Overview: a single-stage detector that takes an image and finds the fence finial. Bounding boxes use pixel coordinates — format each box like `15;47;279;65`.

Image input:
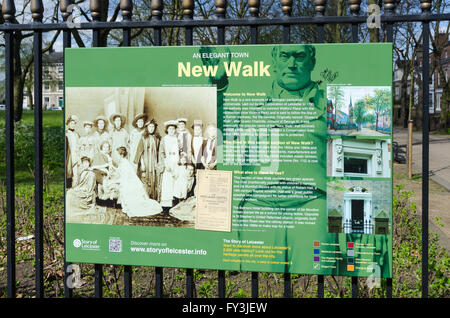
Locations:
248;0;260;18
2;0;16;23
348;0;361;15
31;0;44;22
60;0;73;21
90;0;101;21
420;0;432;12
314;0;327;16
384;0;396;14
182;0;194;19
151;0;164;20
215;0;227;19
281;0;293;17
120;0;133;21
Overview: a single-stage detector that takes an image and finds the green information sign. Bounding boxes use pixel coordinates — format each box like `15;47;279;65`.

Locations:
65;43;393;278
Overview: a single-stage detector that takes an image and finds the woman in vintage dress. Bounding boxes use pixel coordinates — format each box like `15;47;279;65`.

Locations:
109;113;129;166
191;119;205;169
129;113;147;171
134;119;161;200
159;120;180;211
66;115;80;188
202;123;218;170
66;156;97;211
92;115;111;154
176;118;192;163
78;121;96;160
91;140;117;201
112;147;162;217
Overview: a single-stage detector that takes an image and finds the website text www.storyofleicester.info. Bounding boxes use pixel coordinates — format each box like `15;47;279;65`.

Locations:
131;246;207;256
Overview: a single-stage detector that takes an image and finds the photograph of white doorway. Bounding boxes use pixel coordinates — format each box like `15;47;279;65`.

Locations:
326;179;391;235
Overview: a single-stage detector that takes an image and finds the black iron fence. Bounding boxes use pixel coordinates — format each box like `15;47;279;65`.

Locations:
1;0;449;299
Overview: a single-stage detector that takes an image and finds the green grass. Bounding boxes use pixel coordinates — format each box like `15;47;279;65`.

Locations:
0;109;64;127
432;128;450;135
0;110;65;186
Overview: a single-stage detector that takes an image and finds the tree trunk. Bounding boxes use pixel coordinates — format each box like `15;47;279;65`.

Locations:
437;66;449;131
415;73;423;130
408;62;415;121
26;84;33;110
400;66;410;128
440;88;449;131
13;32;24;122
334;105;337;131
335;0;345;43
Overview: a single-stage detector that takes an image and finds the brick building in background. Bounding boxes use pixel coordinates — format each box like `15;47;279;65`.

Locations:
393;33;449;129
23;49;64;110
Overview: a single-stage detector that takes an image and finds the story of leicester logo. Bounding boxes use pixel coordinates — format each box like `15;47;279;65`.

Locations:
73;238;82;248
72;238;101;251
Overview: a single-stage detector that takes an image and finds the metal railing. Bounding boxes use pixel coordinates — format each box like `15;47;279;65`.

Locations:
1;0;448;299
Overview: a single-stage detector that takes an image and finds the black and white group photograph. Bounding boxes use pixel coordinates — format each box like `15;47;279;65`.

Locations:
65;87;217;228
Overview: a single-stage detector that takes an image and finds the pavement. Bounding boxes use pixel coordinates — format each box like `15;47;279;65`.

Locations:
394;127;450;191
393;127;450;251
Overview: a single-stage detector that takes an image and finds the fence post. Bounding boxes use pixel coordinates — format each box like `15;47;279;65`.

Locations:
2;0;16;299
218;270;225;298
60;0;73;298
182;0;194;46
150;0;164;298
281;0;292;44
384;1;396;298
181;0;195;298
214;0;228;298
314;0;327;43
214;0;227;298
31;0;45;298
121;0;133;46
120;0;134;299
384;0;395;42
89;0;104;298
249;0;260;44
314;0;327;298
420;0;431;299
349;0;361;42
281;0;293;298
215;0;227;45
151;0;163;46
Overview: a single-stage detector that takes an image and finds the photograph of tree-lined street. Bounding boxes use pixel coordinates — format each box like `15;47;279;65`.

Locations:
327;85;392;136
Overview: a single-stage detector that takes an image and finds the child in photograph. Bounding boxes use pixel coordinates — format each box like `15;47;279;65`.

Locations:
173;154;193;206
186;164;195;197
